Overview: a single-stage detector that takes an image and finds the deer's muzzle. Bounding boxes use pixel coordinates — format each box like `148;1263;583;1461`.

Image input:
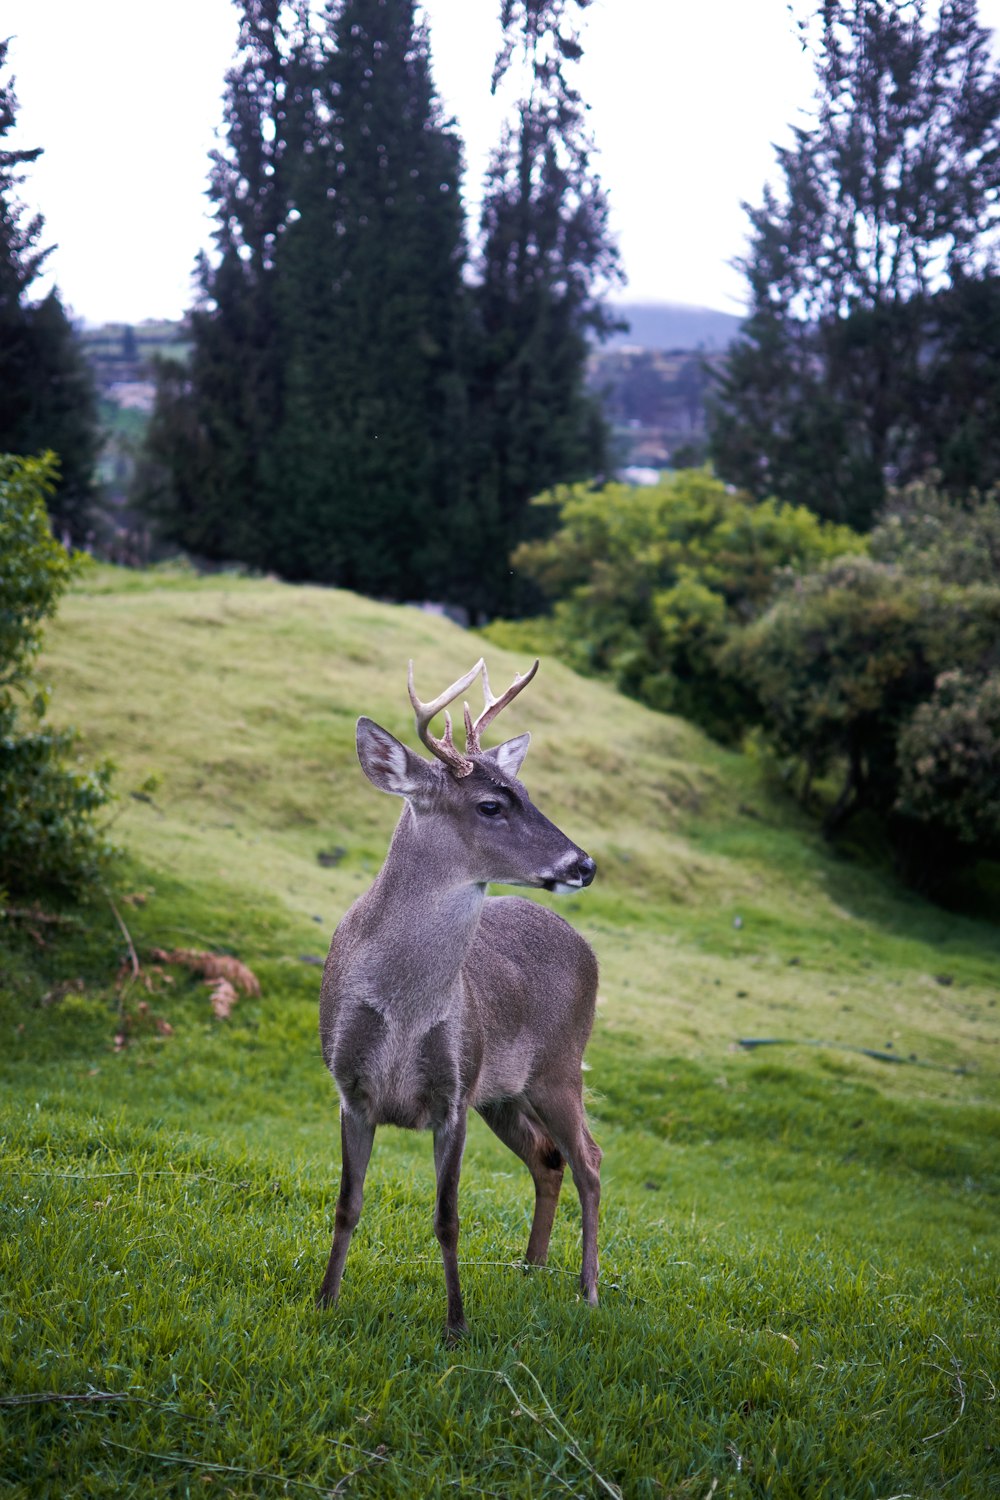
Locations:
543;853;596;894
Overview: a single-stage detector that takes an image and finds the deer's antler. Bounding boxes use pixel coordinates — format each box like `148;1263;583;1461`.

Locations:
464;659;540;756
408;659;485;777
409;658;541;773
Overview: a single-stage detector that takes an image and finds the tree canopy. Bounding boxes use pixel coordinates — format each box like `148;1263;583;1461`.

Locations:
710;0;1000;527
136;0;618;618
723;485;1000;883
469;0;622;614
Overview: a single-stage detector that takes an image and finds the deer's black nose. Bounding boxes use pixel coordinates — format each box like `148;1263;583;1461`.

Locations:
578;855;597;887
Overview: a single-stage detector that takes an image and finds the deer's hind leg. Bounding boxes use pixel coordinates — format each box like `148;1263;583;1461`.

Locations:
524;1084;601;1307
476;1100;566;1267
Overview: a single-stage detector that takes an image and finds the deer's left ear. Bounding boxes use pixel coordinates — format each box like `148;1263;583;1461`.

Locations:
487;732;530;780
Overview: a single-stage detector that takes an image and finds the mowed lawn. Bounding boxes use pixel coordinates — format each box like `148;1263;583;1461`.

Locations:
1;566;997;1498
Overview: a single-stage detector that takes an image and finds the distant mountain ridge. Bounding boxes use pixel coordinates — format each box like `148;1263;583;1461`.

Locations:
603;300;744;351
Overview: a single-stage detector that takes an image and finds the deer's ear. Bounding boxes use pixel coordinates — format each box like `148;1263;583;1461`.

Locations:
356;718;433;798
487;731;530;781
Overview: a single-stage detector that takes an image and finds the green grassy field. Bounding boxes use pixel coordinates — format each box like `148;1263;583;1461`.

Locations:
2;566;997;1498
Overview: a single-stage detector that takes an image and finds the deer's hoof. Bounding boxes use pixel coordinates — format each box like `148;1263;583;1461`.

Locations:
445;1319;470;1346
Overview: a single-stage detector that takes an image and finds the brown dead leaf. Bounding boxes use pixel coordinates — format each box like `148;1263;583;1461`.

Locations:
152;948;261;997
207;977;239;1019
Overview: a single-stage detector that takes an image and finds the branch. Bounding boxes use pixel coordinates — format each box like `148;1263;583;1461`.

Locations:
106;892;140;981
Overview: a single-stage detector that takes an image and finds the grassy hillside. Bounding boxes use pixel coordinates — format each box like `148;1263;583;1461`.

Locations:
1;565;996;1498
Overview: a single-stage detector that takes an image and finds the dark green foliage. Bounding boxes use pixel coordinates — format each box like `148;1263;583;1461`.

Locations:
0;454;113;897
724;556;940;821
134;1;292;570
710;0;1000;526
469;0;622;615
130;356;223;558
0;41;47;314
0;453;73;680
0;43;99;544
135;1;620;617
494;469;860;740
3;289;102;542
137;0;475;606
272;0;472;600
870;476;1000;584
896;669;1000;853
725;484;1000;884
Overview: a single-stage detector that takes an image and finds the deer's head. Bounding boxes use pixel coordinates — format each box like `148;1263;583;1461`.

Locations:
356;659;596;894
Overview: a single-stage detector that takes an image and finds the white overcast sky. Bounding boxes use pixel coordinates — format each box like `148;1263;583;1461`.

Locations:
4;0;1000;325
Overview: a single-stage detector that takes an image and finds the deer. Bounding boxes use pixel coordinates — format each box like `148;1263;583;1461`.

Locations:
317;657;602;1337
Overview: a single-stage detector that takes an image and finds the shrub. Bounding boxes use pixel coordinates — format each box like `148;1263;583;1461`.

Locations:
722;556;935;823
870;480;1000;586
0;453;114;898
896;671;1000;855
499;469;862;741
725;543;1000;885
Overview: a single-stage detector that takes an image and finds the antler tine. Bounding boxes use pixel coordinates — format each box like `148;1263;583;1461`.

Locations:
407;659;485;776
464;659;540;756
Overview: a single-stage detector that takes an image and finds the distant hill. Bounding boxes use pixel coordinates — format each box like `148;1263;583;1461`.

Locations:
603;301;744;351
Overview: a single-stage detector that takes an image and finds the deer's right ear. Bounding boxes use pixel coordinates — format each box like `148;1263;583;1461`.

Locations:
356;718;433;798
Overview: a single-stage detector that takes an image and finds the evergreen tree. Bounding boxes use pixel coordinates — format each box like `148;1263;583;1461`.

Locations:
139;0;473;604
272;0;471;601
136;0;299;563
0;41;98;543
470;0;622;615
710;0;1000;528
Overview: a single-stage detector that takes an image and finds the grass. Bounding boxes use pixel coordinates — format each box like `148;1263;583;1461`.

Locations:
1;564;997;1497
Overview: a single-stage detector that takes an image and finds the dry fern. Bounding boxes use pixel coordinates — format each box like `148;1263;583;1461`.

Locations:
206;978;240;1019
151;948;261;997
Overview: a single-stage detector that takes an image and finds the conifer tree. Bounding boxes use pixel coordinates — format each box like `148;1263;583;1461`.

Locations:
136;0;302;562
0;41;98;543
710;0;1000;527
272;0;471;600
470;0;622;615
140;0;473;602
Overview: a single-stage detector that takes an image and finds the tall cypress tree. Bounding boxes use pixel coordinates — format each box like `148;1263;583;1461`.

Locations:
470;0;622;616
0;41;98;544
271;0;471;600
140;0;473;601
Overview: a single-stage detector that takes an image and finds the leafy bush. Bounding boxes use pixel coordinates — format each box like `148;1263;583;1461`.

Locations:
725;526;1000;884
896;670;1000;854
723;557;938;822
497;469;862;741
870;479;1000;586
0;453;114;897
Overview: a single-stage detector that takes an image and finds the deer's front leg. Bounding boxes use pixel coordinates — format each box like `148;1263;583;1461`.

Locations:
317;1105;375;1308
433;1111;469;1339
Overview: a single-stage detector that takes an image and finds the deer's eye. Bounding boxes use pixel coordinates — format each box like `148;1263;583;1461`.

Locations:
476;799;504;818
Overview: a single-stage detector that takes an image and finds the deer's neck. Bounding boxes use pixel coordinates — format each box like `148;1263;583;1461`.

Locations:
360;805;485;1006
